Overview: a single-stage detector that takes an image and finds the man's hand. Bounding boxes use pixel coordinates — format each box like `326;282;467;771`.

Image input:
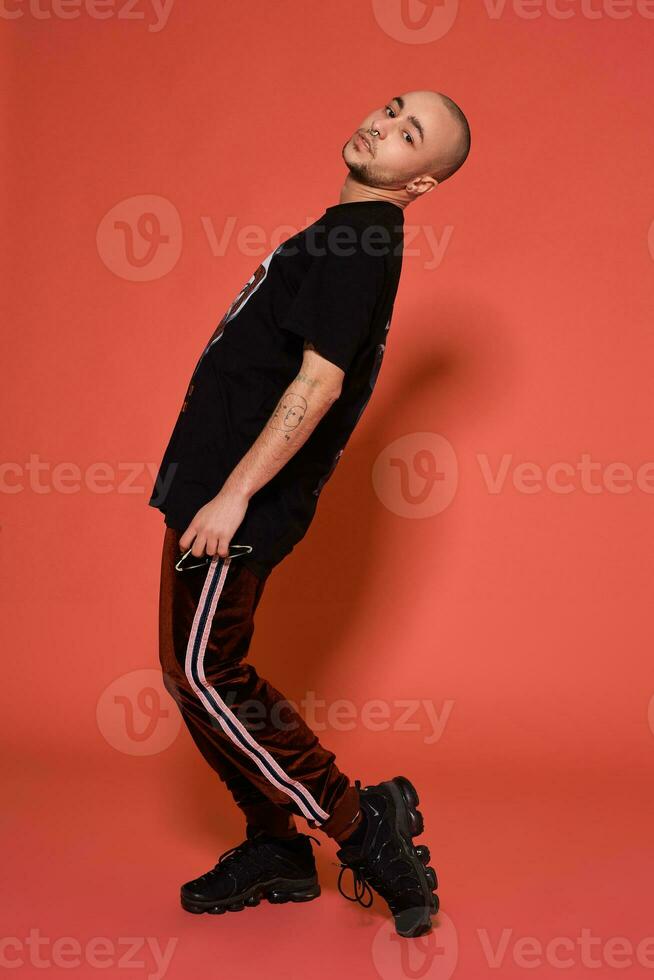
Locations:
179;486;249;558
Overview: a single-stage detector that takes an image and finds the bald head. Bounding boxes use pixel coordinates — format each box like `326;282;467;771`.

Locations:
423;90;471;182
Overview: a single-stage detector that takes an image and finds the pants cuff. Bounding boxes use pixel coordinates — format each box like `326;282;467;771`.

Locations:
309;783;362;842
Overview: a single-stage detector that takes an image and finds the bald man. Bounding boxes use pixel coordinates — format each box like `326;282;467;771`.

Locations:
150;90;470;939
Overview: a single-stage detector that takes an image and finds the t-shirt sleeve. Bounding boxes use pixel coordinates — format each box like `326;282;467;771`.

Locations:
278;243;384;373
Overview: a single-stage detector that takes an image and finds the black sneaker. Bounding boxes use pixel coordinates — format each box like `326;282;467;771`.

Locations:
181;828;321;914
336;776;439;938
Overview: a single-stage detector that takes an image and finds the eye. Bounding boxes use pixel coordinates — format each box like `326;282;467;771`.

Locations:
385;104;414;144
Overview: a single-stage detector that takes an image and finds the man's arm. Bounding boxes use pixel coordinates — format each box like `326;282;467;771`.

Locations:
224;341;343;497
179;341;344;557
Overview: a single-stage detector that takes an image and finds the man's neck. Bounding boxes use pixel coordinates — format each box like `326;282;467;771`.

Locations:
337;175;411;210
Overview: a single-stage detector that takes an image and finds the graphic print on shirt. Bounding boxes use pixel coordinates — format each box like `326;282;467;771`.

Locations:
312;312;393;498
180;245;283;413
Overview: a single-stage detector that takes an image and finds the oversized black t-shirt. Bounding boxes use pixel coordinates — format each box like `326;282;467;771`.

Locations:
148;199;404;579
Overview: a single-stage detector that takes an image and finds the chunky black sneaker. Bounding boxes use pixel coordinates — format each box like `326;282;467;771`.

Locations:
336;776;439;938
181;828;321;914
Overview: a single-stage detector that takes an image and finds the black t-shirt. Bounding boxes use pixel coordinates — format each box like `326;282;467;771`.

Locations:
148;199;405;579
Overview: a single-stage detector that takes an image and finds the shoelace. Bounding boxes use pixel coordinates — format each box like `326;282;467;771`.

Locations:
337;861;408;914
337;863;374;908
198;839;262;882
335;780;412;915
336;779;375;908
199;832;322;882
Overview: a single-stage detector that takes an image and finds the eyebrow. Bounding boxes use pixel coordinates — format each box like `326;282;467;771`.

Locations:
391;95;424;144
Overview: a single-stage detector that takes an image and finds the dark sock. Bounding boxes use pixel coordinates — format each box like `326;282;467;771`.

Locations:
339;807;368;848
274;832;306;850
247;824;299;843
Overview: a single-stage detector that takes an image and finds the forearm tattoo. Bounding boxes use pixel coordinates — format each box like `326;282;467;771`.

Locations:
296;370;320;388
269;391;307;441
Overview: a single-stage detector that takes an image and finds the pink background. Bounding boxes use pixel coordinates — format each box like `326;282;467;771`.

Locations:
3;1;654;977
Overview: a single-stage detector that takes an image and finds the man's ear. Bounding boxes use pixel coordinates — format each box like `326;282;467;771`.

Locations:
406;175;439;198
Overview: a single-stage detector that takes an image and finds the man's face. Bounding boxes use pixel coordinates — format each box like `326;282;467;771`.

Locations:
342;90;457;191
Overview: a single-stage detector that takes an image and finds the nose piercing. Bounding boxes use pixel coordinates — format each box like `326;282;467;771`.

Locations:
370;129;379;137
